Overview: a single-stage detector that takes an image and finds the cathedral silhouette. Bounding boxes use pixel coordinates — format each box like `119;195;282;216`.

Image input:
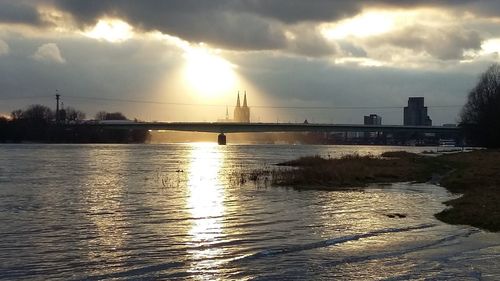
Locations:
233;91;250;123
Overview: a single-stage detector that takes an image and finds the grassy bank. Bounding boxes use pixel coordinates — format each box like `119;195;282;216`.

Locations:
434;150;500;231
272;151;452;189
250;150;500;232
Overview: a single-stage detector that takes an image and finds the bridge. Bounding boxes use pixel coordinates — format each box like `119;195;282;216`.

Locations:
76;122;462;145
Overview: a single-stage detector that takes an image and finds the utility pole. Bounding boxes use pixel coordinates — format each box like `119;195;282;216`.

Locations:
55;90;60;124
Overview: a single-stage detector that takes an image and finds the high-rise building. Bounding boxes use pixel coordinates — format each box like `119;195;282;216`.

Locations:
364;114;382;139
233;91;250;123
404;97;432;126
364;114;382;125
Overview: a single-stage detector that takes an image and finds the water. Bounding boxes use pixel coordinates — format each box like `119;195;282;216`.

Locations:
1;144;499;280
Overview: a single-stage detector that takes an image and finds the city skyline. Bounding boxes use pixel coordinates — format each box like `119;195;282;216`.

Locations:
1;1;500;124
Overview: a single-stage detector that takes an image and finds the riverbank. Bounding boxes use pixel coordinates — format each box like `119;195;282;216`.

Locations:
434;150;500;231
265;150;500;232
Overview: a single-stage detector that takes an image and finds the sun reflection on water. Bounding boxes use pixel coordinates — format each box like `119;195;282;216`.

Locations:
186;143;226;277
80;148;129;268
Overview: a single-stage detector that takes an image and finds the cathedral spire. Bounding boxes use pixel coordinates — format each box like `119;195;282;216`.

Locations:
236;91;241;107
243;91;247;107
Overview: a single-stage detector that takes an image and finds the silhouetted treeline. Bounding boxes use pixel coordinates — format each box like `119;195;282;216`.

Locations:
95;111;127;121
460;63;500;148
0;104;150;143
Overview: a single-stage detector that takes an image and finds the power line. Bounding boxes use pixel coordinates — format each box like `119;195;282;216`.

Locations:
252;105;461;109
0;95;52;101
63;94;462;110
64;95;223;107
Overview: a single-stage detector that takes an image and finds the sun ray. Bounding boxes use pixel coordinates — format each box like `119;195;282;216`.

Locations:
182;47;237;99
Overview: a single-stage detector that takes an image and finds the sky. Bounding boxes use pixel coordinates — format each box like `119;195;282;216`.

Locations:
0;0;499;125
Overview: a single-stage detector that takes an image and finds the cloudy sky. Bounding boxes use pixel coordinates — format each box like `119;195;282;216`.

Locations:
0;0;499;124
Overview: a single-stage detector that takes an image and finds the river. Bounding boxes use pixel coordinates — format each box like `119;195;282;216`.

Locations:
1;144;499;280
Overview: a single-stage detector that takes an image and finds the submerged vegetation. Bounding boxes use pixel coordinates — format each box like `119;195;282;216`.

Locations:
241;150;500;232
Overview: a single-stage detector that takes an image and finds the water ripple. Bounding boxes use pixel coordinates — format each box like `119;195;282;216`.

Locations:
1;144;499;280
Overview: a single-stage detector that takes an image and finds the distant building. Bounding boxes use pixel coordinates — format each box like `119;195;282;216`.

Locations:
364;114;382;125
364;114;382;139
217;106;231;122
403;97;432;126
234;91;250;123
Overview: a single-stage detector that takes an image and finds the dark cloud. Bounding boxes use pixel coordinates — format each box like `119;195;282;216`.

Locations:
53;0;361;26
236;0;362;24
49;0;498;52
0;1;43;25
285;25;338;57
52;0;287;50
0;1;495;51
465;1;500;19
52;0;480;26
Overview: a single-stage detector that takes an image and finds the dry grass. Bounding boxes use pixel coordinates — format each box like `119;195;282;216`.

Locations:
272;152;437;189
435;150;500;231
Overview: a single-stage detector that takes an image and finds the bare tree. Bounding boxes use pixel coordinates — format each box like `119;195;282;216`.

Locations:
11;109;23;120
95;111;108;120
65;107;86;122
22;104;54;123
460;63;500;147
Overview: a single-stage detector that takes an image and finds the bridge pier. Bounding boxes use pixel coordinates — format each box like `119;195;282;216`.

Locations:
217;133;227;145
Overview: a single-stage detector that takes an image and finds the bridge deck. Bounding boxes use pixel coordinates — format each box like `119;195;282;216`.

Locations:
76;122;461;134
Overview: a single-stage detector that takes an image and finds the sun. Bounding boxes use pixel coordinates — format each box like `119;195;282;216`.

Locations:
183;47;237;98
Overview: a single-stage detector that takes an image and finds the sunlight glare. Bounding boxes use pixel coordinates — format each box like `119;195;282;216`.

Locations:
183;47;237;98
81;150;128;262
481;39;500;55
85;19;133;43
187;143;225;271
322;12;394;39
187;143;224;241
334;57;385;67
322;9;453;41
